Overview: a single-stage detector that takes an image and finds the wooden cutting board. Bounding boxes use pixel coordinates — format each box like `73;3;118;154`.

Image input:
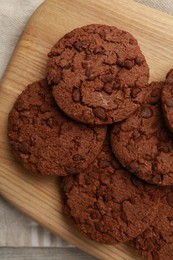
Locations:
1;0;173;259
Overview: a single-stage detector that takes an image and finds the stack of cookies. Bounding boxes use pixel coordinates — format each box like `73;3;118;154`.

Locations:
8;24;173;260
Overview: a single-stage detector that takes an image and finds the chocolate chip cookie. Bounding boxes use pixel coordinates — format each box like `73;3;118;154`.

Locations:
111;81;173;186
8;79;106;176
162;69;173;133
62;143;160;244
130;187;173;260
48;24;149;125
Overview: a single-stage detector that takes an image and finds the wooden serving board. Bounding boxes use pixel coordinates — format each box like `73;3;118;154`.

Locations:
1;0;173;259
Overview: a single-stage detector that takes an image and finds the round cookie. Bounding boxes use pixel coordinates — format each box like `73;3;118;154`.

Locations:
48;24;149;125
111;81;173;186
61;143;160;244
8;79;107;176
162;69;173;132
130;187;173;260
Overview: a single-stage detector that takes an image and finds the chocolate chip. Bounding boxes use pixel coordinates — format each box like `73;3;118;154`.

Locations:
110;159;121;170
152;163;157;171
152;175;162;184
85;67;94;80
151;88;162;98
132;130;141;140
135;57;143;66
124;59;134;69
72;88;81;102
63;176;74;192
82;61;88;69
18;143;29;154
90;210;101;220
85;48;92;56
15;100;24;112
112;125;120;135
29;136;35;146
157;143;170;153
113;78;121;89
20;153;29;159
168;216;173;221
129;38;136;45
99;30;106;40
121;211;128;222
85;67;92;77
131;175;143;187
128;197;135;204
71;65;75;72
129;162;140;173
131;87;141;98
166;194;173;209
74;40;90;52
103;194;112;202
49;69;61;84
141;106;153;118
93;107;107;121
79;124;87;130
48;47;60;57
165;98;173;107
46;118;53;128
102;74;114;83
98;158;109;168
64;31;74;39
93;46;104;54
95;222;106;232
73;154;84;162
103;84;113;94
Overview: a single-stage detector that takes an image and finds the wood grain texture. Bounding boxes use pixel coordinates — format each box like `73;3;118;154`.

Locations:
0;0;173;259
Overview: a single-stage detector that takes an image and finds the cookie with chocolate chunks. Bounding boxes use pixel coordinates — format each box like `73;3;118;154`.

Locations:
111;81;173;186
61;143;160;244
8;79;106;176
48;24;149;125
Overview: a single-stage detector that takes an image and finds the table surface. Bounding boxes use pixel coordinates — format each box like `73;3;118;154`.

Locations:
0;0;173;259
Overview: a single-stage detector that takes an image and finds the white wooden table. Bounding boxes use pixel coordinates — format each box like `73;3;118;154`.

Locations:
0;1;173;259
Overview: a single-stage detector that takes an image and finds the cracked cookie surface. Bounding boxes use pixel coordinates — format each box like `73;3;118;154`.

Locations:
111;81;173;186
8;79;107;176
130;187;173;260
162;69;173;133
61;143;160;244
47;24;149;125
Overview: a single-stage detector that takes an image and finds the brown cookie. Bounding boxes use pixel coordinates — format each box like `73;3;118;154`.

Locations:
8;79;107;176
144;81;163;104
61;143;160;244
130;187;173;260
48;24;149;125
111;81;173;186
162;69;173;133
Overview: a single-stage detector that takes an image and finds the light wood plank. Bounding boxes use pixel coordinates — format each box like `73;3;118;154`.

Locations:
1;0;173;259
